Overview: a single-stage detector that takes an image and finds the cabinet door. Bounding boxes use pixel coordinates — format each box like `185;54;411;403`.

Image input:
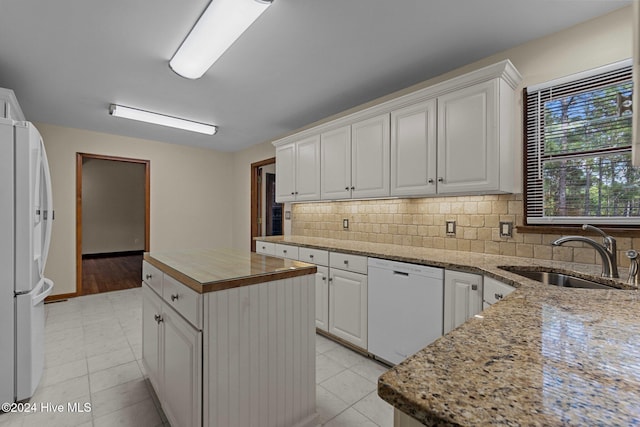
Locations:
142;284;162;395
295;135;321;201
321;126;352;200
391;100;437;196
443;270;482;334
437;80;498;194
315;266;329;331
351;114;390;198
162;306;202;427
275;143;296;202
329;269;368;349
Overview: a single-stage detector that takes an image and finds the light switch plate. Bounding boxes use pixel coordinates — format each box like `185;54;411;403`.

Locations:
343;219;349;229
446;220;456;236
499;221;513;238
285;211;291;220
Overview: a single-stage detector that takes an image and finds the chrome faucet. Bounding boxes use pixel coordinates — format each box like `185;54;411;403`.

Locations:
551;224;619;278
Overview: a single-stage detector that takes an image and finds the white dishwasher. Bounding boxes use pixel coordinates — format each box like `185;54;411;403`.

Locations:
368;258;443;365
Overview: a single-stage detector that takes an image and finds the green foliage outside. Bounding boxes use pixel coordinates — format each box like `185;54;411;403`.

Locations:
542;81;638;217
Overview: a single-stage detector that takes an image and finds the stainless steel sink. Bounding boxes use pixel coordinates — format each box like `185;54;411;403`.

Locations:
499;267;617;289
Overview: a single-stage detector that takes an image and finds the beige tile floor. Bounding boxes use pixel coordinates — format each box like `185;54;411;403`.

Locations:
0;288;394;427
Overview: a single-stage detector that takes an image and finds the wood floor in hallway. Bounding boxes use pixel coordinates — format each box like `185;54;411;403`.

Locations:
82;252;143;295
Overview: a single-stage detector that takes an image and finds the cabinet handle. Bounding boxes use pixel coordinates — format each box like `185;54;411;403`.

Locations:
427;179;434;184
262;246;266;249
350;186;355;190
322;276;327;281
283;249;287;254
309;254;314;258
471;284;478;291
345;187;349;191
328;277;333;283
145;274;152;280
495;293;504;300
154;314;163;324
343;260;349;265
438;177;444;182
295;191;299;195
170;294;179;302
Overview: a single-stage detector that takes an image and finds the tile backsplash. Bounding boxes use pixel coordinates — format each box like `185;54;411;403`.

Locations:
291;194;638;268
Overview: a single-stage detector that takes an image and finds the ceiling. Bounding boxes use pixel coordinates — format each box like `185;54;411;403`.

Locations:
0;0;631;152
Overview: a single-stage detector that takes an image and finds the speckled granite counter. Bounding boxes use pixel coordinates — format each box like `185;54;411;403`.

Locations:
144;248;316;293
256;236;640;426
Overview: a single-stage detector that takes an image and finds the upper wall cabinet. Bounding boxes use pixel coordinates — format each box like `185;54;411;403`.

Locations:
321;126;351;200
321;115;390;200
273;60;522;202
390;99;437;197
275;135;321;202
436;79;515;195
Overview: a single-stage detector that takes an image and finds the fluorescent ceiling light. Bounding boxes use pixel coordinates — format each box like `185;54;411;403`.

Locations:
109;104;217;135
170;0;273;79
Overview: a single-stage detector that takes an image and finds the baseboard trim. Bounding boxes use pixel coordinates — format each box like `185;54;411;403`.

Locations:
82;250;144;259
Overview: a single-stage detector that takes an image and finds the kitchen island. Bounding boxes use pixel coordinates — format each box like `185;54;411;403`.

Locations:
142;248;318;427
255;235;640;426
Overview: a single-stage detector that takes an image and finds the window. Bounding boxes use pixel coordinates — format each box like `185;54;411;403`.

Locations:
524;60;638;225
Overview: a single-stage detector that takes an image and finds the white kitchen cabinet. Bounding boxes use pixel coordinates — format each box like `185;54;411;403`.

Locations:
315;265;329;331
161;300;202;427
274;243;299;260
443;270;482;334
390;99;437;196
351;114;390;199
437;79;515;194
275;135;321;202
142;282;202;427
275;143;295;202
321;126;352;200
255;241;276;256
142;282;162;393
483;276;515;309
320;114;390;200
329;268;368;349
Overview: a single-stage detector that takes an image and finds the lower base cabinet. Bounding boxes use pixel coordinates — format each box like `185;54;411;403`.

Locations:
315;266;329;331
443;270;482;334
328;268;368;349
142;283;202;427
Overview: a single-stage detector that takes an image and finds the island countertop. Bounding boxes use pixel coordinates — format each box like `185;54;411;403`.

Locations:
256;235;640;426
144;248;316;294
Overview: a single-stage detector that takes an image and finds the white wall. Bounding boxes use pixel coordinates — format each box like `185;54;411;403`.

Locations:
40;123;234;296
82;158;146;255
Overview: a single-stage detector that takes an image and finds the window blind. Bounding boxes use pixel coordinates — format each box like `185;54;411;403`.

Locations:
524;62;637;225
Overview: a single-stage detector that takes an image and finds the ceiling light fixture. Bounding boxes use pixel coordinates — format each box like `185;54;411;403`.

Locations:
109;104;217;135
169;0;274;79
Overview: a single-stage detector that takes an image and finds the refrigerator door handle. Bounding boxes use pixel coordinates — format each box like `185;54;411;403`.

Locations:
31;278;53;306
39;137;53;274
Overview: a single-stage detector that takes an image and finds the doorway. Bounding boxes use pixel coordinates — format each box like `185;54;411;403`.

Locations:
250;157;282;251
76;153;150;295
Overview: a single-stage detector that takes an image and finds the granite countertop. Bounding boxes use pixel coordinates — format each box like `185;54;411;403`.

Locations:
256;235;640;426
144;248;316;294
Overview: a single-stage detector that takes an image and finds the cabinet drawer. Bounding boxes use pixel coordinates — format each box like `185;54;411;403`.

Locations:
163;275;203;330
256;241;276;255
142;261;163;295
483;276;515;306
298;247;329;266
275;244;299;260
329;252;367;274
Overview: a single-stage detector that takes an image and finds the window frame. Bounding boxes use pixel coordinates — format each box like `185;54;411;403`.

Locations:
522;59;638;229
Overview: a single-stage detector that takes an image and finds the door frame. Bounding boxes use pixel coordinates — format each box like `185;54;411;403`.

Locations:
75;153;150;296
250;157;275;252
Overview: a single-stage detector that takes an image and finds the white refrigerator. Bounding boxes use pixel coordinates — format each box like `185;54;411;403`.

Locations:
0;117;54;404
